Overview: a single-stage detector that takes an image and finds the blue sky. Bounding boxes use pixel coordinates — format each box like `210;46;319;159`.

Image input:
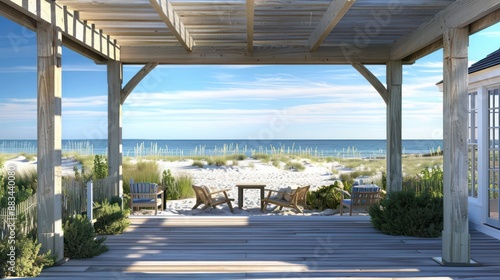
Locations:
0;16;499;140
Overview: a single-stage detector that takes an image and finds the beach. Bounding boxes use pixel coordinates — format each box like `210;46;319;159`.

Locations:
2;151;444;217
3;155;374;216
156;158;346;216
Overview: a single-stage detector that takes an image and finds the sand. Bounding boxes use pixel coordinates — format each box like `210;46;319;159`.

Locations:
2;155;369;216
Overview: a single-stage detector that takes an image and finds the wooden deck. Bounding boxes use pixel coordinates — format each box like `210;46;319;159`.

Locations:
39;215;500;279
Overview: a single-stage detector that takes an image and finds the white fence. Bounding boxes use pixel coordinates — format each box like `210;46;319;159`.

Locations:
1;177;116;240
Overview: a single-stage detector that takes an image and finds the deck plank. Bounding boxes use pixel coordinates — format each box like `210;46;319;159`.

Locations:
38;215;500;279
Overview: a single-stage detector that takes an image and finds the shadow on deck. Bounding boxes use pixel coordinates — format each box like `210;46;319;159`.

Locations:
38;215;500;279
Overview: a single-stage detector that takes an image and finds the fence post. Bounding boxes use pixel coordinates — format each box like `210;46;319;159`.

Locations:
87;181;93;222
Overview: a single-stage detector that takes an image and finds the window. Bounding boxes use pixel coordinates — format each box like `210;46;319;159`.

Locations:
468;92;478;198
488;87;500;221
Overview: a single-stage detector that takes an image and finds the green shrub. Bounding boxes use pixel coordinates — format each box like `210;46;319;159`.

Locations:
403;166;443;196
285;162;305;171
0;161;3;199
94;200;130;235
1;168;37;204
0;187;32;208
307;181;344;211
92;155;108;179
63;214;108;258
213;157;227;166
339;173;354;187
192;161;204;168
0;234;55;277
369;190;443;238
162;169;177;200
205;158;215;165
233;154;246;161
161;171;194;200
252;153;270;162
109;195;122;207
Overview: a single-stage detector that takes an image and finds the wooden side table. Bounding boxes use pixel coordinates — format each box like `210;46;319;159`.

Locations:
235;183;266;209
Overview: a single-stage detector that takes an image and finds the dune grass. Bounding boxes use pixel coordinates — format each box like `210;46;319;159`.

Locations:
122;160;161;194
174;173;194;199
401;155;443;177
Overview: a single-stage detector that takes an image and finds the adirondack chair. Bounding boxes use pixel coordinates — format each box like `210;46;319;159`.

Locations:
340;184;381;216
192;185;235;213
261;185;310;213
129;179;164;215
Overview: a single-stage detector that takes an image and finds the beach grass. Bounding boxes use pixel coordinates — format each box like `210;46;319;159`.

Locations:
402;154;443;176
174;173;195;199
122;160;161;194
2;151;443;189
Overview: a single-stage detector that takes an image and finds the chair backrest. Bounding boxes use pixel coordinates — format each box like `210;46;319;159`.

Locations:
291;185;310;204
351;185;380;205
130;179;158;194
192;185;211;204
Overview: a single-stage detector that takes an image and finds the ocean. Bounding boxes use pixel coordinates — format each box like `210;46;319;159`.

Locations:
0;139;443;159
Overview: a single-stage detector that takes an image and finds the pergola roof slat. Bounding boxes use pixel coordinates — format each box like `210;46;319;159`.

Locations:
3;0;499;64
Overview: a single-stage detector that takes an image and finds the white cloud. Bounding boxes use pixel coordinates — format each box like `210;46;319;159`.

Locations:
0;64;105;73
0;66;36;73
479;31;500;38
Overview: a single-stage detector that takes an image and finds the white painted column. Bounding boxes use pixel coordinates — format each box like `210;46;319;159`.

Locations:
442;27;471;264
386;60;403;193
107;61;123;200
477;86;488;224
37;22;64;261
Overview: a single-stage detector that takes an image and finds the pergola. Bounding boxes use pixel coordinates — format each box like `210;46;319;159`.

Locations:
1;0;499;266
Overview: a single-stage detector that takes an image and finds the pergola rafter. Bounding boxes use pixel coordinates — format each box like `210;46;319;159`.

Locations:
246;0;254;52
149;0;194;52
307;0;356;51
390;0;500;62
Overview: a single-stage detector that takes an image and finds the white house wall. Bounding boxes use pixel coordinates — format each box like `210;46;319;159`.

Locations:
468;65;500;239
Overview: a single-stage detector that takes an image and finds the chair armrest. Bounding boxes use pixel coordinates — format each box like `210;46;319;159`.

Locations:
264;189;287;193
156;189;164;195
340;189;351;199
210;189;231;195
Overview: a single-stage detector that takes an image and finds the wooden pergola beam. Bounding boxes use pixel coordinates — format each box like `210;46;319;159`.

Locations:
0;0;120;62
351;62;389;104
308;0;356;51
121;45;391;64
391;0;500;62
149;0;193;52
121;63;159;105
246;0;254;53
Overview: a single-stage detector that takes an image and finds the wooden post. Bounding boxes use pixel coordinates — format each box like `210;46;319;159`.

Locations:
37;22;64;261
107;61;123;202
87;181;93;222
440;27;472;265
386;61;403;193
